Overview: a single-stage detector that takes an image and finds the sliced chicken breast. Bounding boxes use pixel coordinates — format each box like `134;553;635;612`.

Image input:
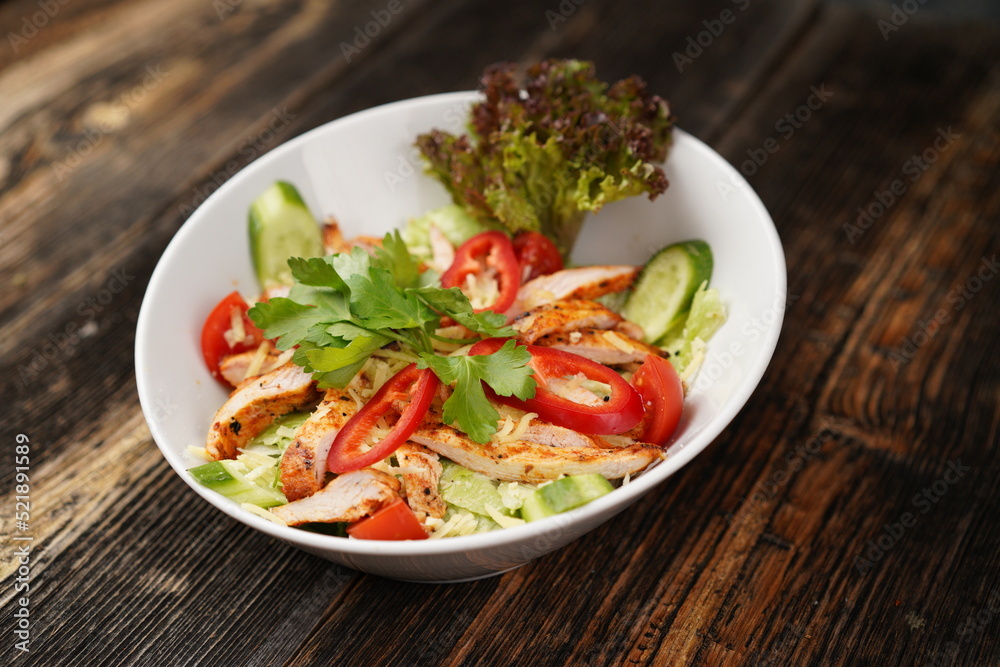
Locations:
512;299;627;344
512;299;645;345
218;347;287;387
410;410;664;483
396;443;446;522
507;265;639;316
271;468;400;526
280;386;367;502
206;363;319;460
532;328;665;366
520;421;604;449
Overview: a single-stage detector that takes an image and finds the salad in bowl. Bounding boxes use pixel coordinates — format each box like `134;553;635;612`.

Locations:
135;59;784;580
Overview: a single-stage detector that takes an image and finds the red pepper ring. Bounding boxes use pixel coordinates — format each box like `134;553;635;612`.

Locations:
469;338;644;435
440;231;521;314
327;364;440;473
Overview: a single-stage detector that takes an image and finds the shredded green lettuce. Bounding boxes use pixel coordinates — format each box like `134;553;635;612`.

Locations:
437;460;537;532
663;283;727;373
401;204;493;261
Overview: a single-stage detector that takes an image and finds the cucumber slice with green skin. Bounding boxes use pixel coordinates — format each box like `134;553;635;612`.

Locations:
248;182;324;290
622;239;713;344
520;474;615;522
190;460;287;508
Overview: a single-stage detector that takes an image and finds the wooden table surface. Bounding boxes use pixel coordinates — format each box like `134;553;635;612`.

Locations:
2;0;998;665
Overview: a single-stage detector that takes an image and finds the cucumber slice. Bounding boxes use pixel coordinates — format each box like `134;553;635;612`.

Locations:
520;474;614;522
190;460;287;508
248;182;324;290
622;240;713;344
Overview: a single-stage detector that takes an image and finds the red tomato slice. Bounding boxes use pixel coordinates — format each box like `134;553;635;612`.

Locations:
469;338;643;435
327;364;439;473
346;499;428;541
630;354;684;445
440;231;520;314
201;291;265;386
513;231;563;282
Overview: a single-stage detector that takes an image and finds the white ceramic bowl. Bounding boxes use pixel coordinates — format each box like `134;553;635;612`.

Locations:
135;91;785;582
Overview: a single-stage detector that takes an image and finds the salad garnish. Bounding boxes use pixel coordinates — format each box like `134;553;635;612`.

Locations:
417;59;675;257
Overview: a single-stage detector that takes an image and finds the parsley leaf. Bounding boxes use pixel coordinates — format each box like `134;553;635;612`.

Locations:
417;339;535;443
293;342;371;389
351;267;435;330
288;256;350;294
375;231;421;288
305;334;391;373
412;286;517;338
248;298;330;350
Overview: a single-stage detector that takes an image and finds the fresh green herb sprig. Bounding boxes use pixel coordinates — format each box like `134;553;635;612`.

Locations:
248;231;536;443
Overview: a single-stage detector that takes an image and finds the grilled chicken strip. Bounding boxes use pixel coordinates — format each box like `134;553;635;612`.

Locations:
532;328;665;366
395;443;447;522
322;217;383;256
280;385;367;502
410;410;664;483
218;348;286;387
271;469;400;526
206;363;320;460
507;265;639;316
511;299;644;344
520;421;605;449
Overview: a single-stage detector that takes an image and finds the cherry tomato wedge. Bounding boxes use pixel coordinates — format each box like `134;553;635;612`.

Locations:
346;499;428;541
513;231;563;282
469;338;643;435
440;231;520;314
630;354;684;445
201;291;265;386
327;364;439;473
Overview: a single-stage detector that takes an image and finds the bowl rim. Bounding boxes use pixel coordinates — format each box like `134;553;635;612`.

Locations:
135;90;786;558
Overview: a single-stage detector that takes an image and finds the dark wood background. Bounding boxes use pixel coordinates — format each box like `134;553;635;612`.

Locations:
1;0;998;665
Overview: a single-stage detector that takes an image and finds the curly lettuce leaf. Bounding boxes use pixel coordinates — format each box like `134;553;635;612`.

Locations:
417;59;674;256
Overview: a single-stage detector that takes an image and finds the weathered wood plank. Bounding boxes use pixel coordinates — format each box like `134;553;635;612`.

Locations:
1;0;998;665
0;0;436;467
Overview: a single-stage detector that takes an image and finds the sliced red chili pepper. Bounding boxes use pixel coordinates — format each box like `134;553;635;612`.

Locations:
630;354;684;445
469;338;643;435
201;291;265;387
440;231;520;314
327;364;439;473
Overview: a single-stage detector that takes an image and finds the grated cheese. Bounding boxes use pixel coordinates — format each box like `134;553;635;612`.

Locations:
243;503;286;525
223;305;246;348
242;340;273;381
272;349;295;367
429;511;478;539
491;407;537;444
186;446;213;462
347;387;365;410
485;504;525;529
492;416;516;442
602;330;637;353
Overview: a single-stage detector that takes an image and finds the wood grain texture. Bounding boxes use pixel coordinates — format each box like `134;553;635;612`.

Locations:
0;0;997;665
